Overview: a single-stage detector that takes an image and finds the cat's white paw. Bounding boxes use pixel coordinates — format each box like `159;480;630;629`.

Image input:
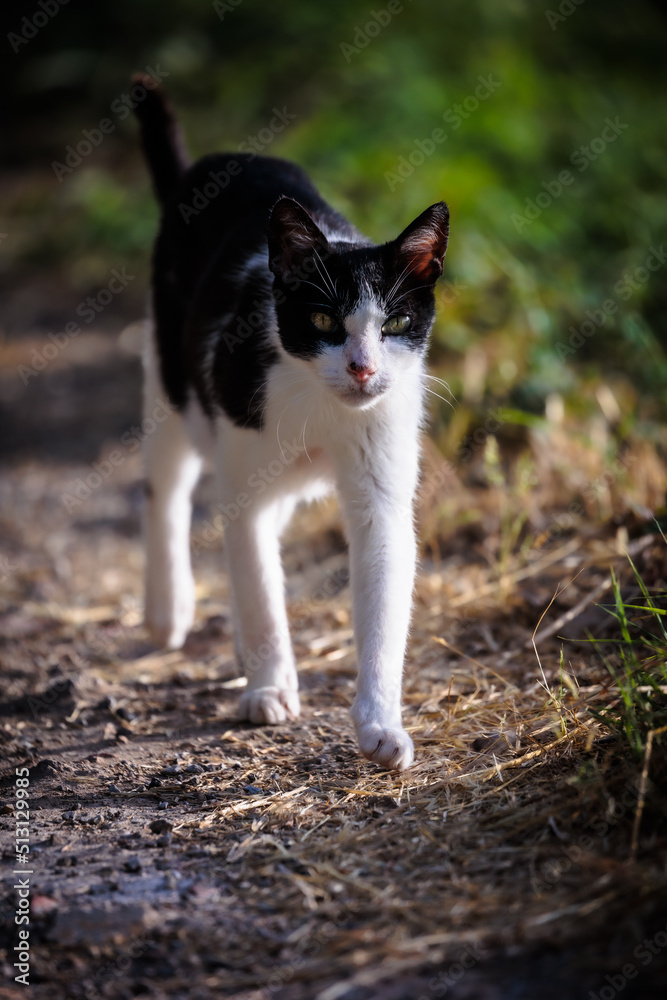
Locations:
238;687;300;724
356;722;414;771
145;614;192;650
145;578;195;650
145;594;194;650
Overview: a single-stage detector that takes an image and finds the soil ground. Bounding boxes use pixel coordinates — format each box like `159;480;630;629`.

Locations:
1;317;667;999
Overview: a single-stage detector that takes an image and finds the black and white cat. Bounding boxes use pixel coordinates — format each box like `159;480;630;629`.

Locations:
133;76;449;770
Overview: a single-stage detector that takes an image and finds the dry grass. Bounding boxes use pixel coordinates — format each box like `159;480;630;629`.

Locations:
1;351;667;996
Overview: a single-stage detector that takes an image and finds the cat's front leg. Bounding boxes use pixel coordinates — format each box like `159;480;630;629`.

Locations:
338;475;418;771
225;501;300;724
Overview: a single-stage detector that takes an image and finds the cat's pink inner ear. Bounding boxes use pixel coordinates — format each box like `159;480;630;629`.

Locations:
402;228;446;280
395;203;449;283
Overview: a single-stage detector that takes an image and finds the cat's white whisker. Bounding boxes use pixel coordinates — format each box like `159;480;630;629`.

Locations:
258;382;308;428
275;388;310;461
313;250;337;302
384;262;413;310
385;286;418;312
300;411;312;462
423;386;454;410
298;278;333;303
422;373;458;405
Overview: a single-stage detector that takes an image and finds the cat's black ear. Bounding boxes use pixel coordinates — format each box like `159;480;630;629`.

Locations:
393;202;449;283
268;197;329;277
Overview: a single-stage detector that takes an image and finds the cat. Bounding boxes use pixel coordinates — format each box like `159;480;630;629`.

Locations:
132;74;449;771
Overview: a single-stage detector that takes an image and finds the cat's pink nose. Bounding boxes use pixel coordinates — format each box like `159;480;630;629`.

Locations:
347;362;376;384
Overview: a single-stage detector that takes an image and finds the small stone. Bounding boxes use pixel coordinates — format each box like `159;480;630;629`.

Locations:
50;901;157;946
30;759;62;780
123;856;142;874
118;833;140;848
185;883;220;904
157;833;173;848
56;856;77;867
32;894;58;917
108;784;121;794
243;785;263;795
147;776;162;788
471;731;517;753
149;819;173;835
158;801;169;810
186;763;203;773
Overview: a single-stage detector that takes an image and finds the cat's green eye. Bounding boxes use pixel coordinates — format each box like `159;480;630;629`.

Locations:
382;314;411;335
311;312;337;332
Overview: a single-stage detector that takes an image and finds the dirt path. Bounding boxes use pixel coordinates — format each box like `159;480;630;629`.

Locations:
1;327;667;999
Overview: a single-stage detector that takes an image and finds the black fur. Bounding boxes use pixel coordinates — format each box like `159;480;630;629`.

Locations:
136;86;449;430
132;73;189;207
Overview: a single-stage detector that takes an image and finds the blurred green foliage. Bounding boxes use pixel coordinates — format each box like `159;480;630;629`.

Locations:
4;0;667;437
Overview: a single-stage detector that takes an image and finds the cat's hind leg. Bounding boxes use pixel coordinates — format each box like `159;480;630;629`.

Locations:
143;352;203;649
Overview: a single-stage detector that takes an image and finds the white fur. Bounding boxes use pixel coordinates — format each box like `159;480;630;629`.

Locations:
142;293;424;770
143;330;204;650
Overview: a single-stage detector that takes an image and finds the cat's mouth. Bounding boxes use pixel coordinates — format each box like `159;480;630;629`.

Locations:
336;377;388;407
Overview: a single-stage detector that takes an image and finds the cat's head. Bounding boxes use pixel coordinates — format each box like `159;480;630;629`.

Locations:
267;198;449;408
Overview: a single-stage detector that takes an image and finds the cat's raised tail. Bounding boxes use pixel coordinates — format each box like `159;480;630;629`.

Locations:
131;74;190;207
